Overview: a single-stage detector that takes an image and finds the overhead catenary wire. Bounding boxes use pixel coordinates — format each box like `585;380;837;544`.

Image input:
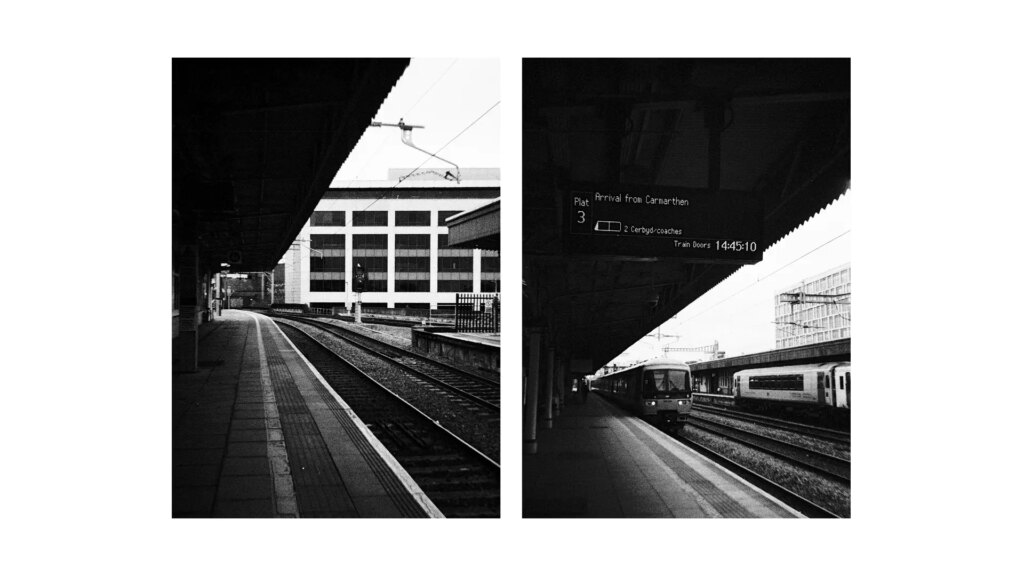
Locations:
614;229;850;364
342;99;501;225
403;59;458;118
677;229;851;324
333;60;461;190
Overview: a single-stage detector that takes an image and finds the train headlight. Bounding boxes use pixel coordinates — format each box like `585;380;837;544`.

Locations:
677;400;685;405
646;401;656;406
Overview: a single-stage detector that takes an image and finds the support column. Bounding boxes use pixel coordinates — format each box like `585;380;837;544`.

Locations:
429;231;439;295
216;272;223;316
541;346;555;428
204;271;214;322
524;328;542;454
472;249;482;293
554;357;566;415
386;229;396;307
174;243;200;372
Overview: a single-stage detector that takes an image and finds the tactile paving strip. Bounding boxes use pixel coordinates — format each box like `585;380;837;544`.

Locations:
263;320;429;518
278;327;428;518
263;326;358;517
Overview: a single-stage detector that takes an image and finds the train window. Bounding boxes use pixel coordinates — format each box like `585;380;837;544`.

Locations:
840;376;845;390
642;369;691;398
751;374;804;391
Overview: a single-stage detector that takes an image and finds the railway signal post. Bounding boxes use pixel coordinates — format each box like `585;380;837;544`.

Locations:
354;262;366;323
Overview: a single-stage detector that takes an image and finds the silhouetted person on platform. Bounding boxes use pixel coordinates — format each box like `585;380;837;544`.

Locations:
580;380;589;404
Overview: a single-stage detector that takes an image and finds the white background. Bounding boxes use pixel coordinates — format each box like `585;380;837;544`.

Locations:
4;1;1022;574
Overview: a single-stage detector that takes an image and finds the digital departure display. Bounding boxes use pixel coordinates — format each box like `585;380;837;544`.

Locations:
566;185;763;262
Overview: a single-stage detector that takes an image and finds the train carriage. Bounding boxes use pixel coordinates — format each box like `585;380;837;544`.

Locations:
590;358;693;429
734;362;851;410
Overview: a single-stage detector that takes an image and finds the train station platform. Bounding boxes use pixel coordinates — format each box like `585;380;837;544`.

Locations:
436;332;500;347
523;394;801;518
411;327;500;377
172;309;442;518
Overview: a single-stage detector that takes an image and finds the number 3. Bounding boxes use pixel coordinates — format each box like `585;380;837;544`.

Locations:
577;211;586;224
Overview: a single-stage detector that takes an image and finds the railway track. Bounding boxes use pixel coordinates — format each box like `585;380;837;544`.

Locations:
677;414;850;517
334;314;453;328
688;416;850;484
278;323;500;518
693;404;850;444
674;433;841;518
280;315;499;411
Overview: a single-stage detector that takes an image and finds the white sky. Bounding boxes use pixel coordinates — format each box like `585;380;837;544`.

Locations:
611;189;851;365
330;58;500;186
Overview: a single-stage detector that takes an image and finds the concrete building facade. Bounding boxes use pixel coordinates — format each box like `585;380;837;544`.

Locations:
284;170;500;310
774;264;851;349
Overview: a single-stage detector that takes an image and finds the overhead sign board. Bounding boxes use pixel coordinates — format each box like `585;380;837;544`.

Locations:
565;184;763;262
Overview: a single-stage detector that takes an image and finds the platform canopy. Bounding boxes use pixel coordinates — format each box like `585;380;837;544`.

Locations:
523;58;850;370
173;58;409;273
446;198;501;251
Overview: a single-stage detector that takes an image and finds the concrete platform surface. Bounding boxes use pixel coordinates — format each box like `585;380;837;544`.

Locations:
523;394;801;518
172;310;441;518
438;331;500;347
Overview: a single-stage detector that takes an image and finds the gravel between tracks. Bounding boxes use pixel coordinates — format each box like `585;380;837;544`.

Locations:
693;411;851;459
683;427;850;517
275;317;500;463
317;317;413;348
311;317;498;383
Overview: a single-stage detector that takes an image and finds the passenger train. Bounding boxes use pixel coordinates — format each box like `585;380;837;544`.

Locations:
589;358;693;430
733;362;851;410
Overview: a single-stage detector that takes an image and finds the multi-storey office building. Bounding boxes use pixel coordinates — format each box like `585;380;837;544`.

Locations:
284;169;500;310
774;264;851;349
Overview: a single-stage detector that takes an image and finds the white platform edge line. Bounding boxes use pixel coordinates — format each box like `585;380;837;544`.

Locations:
612;397;806;518
265;314;445;518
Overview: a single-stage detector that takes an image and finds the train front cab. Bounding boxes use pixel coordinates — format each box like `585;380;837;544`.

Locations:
639;365;693;429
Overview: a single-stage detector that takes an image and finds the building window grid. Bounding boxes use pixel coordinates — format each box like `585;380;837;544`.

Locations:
480;250;499;293
310;234;346;292
437;233;474;292
437;210;461;226
353;211;388;227
395;211;431;227
311;211;346;226
395;234;430;292
352;234;388;292
775;268;851;348
311;234;345;249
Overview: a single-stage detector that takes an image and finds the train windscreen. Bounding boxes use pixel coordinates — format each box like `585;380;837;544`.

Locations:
642;369;691;399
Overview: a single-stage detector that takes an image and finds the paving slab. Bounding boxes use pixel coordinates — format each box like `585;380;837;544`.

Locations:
172;310;443;518
523;394;801;518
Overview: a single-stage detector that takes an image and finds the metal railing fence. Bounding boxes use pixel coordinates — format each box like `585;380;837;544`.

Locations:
455;293;500;333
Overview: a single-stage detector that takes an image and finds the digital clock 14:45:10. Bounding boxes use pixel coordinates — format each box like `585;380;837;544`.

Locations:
715;240;758;252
